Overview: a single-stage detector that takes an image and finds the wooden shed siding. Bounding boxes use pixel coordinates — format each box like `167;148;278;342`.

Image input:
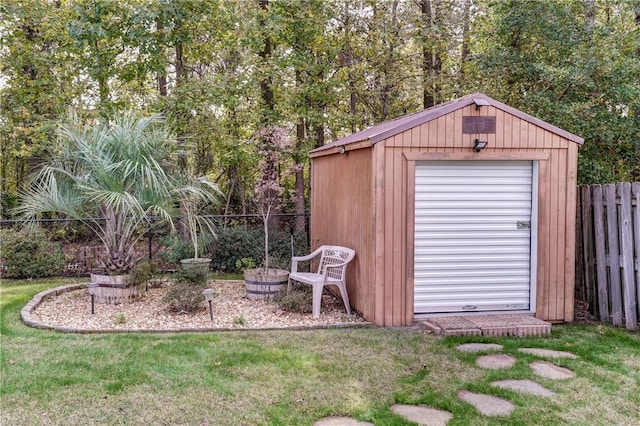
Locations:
310;148;375;320
564;143;578;322
374;141;386;323
374;108;578;325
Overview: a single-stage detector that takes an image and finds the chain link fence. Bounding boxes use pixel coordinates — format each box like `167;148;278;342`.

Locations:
0;213;309;276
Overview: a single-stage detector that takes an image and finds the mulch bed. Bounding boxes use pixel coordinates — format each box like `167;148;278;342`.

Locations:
30;280;368;332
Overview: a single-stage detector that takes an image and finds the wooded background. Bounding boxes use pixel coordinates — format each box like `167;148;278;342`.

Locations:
2;0;639;219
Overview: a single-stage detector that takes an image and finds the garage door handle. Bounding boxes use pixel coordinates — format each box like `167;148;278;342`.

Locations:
462;305;477;311
517;221;531;230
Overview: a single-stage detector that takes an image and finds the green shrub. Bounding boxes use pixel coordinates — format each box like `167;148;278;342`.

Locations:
130;261;158;288
274;282;313;314
0;227;65;278
208;226;308;273
162;268;209;313
235;257;256;271
157;235;195;266
207;227;261;272
47;221;94;243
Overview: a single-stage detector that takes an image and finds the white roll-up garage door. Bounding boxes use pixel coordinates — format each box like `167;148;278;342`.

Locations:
414;160;536;314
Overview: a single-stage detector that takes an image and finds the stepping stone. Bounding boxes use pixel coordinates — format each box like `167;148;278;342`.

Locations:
518;348;578;359
476;354;516;369
390;404;453;426
530;361;576;380
491;379;555;397
457;390;515;416
456;343;503;353
313;417;373;426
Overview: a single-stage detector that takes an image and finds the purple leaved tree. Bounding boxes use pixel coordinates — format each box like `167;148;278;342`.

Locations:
254;126;293;272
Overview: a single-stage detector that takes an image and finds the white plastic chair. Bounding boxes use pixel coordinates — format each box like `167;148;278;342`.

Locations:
288;245;356;318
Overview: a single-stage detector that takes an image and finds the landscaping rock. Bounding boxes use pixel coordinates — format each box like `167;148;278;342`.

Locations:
457;390;515;416
530;361;576;380
313;417;373;426
26;281;369;332
456;343;503;353
491;379;555;396
518;348;578;359
390;404;453;426
476;353;516;369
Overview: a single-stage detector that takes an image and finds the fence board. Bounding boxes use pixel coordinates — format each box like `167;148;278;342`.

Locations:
579;185;594;306
592;185;610;321
633;183;640;313
604;184;623;326
619;183;637;330
577;182;639;331
575;191;585;302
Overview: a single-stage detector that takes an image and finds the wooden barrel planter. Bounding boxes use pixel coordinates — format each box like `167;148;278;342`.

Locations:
88;273;144;304
243;268;289;301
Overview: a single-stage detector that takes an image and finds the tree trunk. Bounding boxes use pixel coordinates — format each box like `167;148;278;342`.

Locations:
314;123;324;149
377;0;399;122
460;0;472;77
294;114;306;233
342;2;358;132
175;40;189;241
156;18;168;97
258;0;275;125
420;0;441;109
175;42;184;84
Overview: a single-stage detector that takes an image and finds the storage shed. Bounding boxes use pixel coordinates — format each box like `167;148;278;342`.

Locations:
309;93;583;327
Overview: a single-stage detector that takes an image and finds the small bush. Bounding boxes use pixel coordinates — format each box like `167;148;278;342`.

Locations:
114;313;127;325
0;227;65;278
130;261;158;288
235;257;256;271
162;268;209;313
157;235;195;266
275;282;313;314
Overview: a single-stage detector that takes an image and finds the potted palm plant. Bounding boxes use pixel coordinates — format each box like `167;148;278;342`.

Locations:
177;183;218;274
243;126;291;300
16;112;220;303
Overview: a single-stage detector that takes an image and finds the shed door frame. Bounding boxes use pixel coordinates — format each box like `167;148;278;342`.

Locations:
403;152;549;324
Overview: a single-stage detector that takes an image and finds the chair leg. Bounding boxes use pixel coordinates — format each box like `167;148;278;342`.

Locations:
337;283;352;315
312;284;323;318
287;277;292;295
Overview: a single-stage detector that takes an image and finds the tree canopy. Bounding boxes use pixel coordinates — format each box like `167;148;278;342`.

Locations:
2;0;639;219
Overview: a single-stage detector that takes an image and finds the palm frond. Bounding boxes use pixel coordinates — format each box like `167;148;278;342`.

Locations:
16;111;220;272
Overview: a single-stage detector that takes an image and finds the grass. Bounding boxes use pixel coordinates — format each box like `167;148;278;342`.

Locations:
1;278;639;425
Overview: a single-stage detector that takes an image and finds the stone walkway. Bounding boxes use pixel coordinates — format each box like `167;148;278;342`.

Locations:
314;343;578;425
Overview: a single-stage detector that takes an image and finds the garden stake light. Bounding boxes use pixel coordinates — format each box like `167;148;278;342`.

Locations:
88;284;97;314
202;289;215;321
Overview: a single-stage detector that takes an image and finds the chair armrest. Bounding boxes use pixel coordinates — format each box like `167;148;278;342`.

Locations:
324;260;350;273
291;247;324;273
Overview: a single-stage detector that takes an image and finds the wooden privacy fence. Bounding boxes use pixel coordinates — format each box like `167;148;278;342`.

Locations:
576;182;640;331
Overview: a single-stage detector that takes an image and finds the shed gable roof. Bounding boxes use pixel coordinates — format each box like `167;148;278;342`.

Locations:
311;93;584;155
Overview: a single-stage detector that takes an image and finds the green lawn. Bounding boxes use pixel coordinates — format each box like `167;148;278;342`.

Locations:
2;278;639;425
